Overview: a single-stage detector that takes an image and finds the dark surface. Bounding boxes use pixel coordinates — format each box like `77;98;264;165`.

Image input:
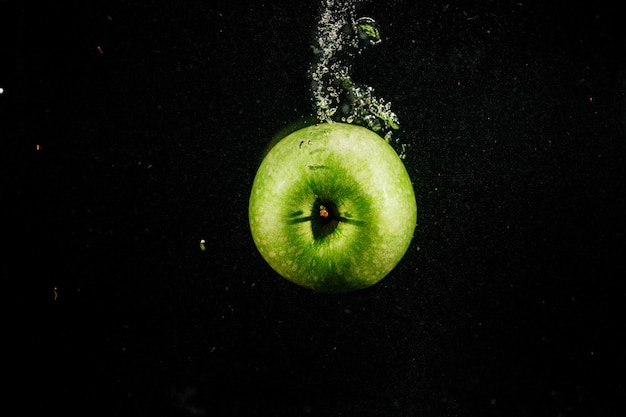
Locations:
3;0;625;416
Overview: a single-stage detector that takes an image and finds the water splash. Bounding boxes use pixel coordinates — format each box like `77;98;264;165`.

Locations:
310;0;405;158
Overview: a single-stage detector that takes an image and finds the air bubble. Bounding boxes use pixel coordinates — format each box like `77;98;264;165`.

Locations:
309;0;407;157
355;17;381;46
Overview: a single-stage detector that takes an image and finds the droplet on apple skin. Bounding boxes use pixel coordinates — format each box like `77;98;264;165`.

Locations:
249;123;417;293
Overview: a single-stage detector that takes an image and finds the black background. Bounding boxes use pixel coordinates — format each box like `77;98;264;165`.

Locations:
3;0;625;416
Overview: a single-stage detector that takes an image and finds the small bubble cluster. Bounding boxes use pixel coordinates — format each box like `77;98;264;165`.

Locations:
310;0;405;157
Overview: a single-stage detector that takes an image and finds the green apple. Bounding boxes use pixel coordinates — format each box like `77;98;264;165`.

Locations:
249;122;417;293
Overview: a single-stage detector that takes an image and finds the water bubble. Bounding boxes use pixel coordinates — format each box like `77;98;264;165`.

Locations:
355;17;381;46
309;0;406;156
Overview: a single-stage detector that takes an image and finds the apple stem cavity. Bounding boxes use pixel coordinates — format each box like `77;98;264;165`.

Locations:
311;198;340;240
285;196;363;241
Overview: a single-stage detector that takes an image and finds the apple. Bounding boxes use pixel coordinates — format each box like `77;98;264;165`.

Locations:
249;122;417;293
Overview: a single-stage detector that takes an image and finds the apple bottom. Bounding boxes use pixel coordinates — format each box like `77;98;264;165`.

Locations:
249;123;416;293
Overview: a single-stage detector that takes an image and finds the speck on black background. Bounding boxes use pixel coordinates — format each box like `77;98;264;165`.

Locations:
2;0;625;416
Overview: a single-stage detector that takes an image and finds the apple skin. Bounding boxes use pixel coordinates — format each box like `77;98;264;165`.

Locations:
249;123;417;293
